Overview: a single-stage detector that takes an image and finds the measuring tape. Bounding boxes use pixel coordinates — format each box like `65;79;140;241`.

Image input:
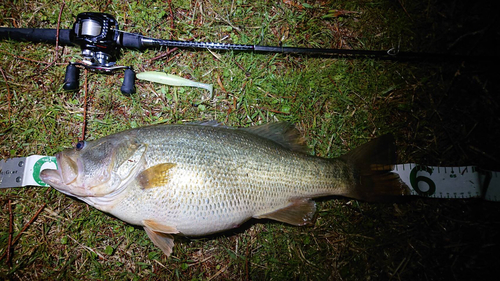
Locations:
393;164;499;201
0;156;57;188
1;156;499;201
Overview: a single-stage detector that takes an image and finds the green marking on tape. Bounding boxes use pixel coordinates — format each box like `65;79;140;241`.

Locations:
33;156;57;186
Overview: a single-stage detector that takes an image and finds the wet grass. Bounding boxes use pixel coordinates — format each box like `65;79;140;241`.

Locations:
1;0;499;280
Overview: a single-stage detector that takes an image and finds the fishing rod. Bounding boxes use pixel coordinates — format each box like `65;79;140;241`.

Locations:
0;12;490;95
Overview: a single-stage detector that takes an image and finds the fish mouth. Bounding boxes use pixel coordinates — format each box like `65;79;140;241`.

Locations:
40;168;66;192
40;152;81;196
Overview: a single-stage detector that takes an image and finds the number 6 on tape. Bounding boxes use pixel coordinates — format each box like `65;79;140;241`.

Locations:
393;164;499;201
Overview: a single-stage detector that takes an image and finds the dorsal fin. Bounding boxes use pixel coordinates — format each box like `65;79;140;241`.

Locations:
240;122;308;153
187;121;307;152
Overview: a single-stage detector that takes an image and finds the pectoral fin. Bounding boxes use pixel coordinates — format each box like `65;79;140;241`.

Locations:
138;163;177;189
254;198;316;226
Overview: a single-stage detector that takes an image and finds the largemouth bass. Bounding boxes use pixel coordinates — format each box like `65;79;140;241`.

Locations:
40;122;408;256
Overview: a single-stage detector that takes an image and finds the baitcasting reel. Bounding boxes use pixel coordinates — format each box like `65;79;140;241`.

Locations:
63;12;136;95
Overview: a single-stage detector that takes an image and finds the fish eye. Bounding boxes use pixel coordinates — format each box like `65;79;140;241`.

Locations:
75;141;86;151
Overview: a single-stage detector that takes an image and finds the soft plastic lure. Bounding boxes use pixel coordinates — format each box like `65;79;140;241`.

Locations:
137;71;213;95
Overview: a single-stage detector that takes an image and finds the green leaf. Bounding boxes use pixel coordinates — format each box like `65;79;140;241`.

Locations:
105;245;114;255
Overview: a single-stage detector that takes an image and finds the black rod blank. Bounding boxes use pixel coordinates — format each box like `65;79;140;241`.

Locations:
1;27;495;63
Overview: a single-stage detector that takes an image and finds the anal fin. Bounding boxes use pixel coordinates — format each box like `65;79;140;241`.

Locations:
254;198;316;226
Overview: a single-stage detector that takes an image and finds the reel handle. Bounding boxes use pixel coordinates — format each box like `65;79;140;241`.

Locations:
120;68;136;95
62;63;136;95
63;64;80;91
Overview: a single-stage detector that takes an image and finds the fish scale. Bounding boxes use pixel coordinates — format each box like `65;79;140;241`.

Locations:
105;125;346;235
40;122;407;256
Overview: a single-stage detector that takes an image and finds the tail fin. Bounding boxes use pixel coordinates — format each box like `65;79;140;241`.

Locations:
340;134;409;201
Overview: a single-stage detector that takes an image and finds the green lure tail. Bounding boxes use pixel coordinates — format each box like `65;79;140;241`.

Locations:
136;71;213;95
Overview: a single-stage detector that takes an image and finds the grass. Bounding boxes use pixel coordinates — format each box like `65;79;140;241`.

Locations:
1;0;499;280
